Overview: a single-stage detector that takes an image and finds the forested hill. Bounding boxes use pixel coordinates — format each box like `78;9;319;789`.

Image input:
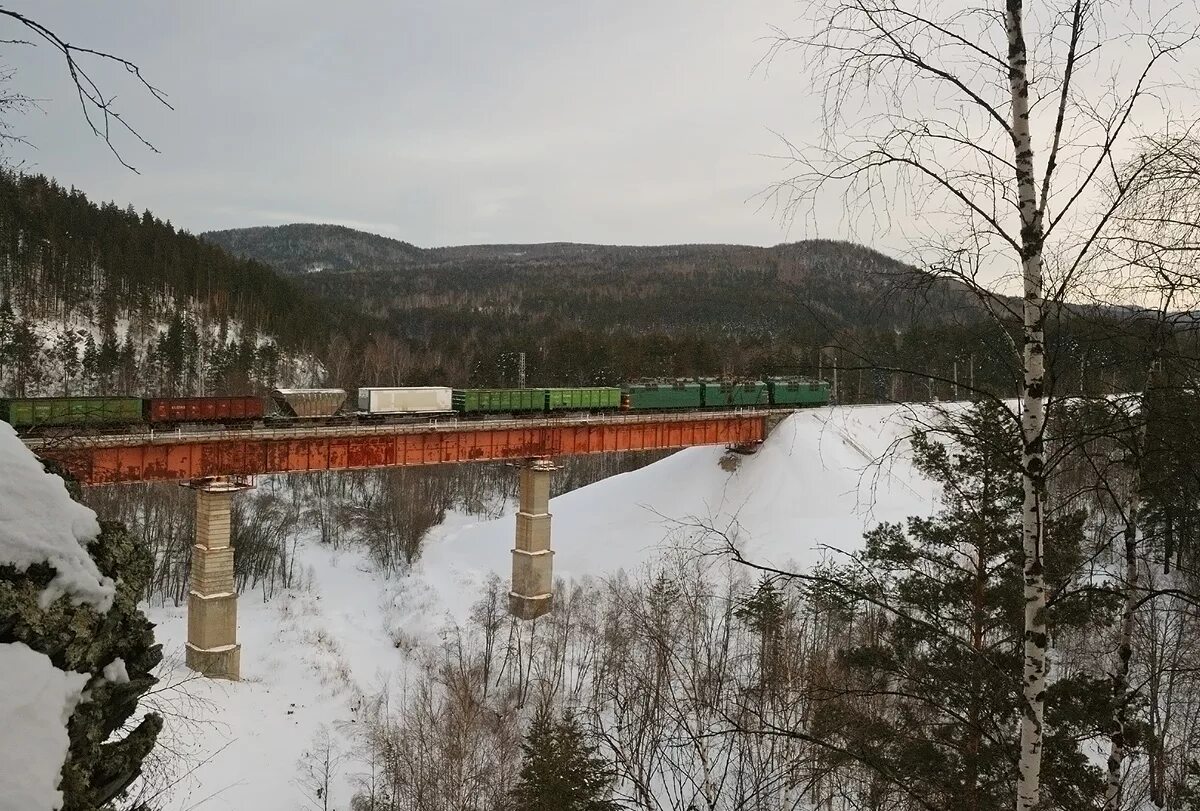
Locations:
204;222;926;284
204;223;427;274
202;224;979;336
0;173;352;397
200;223;1152;402
203;223;1005;399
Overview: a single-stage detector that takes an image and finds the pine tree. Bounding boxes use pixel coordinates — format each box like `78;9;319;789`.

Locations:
97;330;119;391
810;401;1116;811
117;333;138;394
80;332;99;393
9;317;42;395
508;708;621;811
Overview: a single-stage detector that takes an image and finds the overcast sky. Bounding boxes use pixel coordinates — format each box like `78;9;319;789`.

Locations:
2;1;830;248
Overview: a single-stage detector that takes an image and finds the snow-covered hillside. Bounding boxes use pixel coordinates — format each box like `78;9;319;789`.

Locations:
142;404;939;810
1;301;324;398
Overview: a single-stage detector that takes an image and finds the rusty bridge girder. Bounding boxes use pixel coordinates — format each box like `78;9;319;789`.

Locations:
28;412;767;485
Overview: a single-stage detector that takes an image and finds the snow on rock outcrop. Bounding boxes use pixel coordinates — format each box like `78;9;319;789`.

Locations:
101;658;130;684
0;421;114;612
0;422;116;808
0;642;90;811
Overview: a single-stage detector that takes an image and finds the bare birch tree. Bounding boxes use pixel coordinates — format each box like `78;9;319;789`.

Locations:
1088;134;1200;809
0;8;170;170
763;3;1200;808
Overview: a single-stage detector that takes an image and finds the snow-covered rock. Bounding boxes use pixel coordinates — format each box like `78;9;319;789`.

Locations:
0;421;114;612
0;642;90;811
102;658;130;685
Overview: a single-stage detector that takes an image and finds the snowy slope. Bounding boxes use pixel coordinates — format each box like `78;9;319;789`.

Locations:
142;404;938;810
393;404;937;633
140;544;390;810
6;305;324;397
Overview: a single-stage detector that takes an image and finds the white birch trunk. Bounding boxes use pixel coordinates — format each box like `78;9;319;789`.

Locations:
1006;2;1049;810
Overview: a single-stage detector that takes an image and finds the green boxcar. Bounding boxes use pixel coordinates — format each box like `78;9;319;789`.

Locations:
623;381;704;410
767;378;831;407
701;380;769;408
546;387;621;410
1;396;144;428
452;388;548;413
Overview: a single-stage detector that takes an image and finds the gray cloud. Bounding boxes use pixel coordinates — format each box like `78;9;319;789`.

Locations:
11;1;1194;271
2;0;817;247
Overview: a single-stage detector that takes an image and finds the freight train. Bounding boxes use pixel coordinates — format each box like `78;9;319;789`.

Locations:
0;378;830;433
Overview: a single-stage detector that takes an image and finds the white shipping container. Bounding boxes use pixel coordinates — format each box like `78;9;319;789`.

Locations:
358;387;454;414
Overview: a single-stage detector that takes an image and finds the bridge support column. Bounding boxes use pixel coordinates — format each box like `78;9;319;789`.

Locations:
184;476;253;680
510;458;557;620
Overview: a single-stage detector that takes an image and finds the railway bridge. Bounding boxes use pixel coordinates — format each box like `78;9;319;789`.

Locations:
26;410;771;680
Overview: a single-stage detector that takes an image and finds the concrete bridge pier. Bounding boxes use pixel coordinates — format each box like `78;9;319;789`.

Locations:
510;458;557;620
184;476;253;680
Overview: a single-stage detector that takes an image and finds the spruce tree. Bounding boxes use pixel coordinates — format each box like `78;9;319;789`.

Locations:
508;707;621;811
735;576;791;694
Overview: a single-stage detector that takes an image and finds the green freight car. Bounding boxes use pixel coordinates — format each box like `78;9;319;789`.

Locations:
1;396;144;428
767;378;831;406
546;387;621;410
453;388;548;413
701;380;768;407
623;380;704;409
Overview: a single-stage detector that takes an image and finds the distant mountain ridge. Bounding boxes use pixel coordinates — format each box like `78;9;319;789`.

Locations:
202;222;920;276
200;223;969;335
193;222;1149;403
195;222;1006;401
204;223;427;274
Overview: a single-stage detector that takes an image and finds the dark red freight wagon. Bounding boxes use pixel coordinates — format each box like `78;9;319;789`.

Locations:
144;395;265;425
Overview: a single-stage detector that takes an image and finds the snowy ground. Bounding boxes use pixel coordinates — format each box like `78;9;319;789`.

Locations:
142;404;941;810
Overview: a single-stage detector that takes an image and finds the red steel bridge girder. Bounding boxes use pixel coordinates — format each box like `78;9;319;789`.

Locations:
37;416;766;485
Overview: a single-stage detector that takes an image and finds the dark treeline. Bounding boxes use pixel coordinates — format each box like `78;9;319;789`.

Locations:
0;171;336;344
